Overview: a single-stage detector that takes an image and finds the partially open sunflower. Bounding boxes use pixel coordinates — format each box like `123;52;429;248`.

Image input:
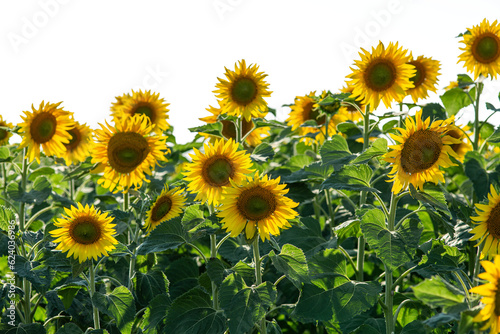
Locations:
405;54;441;103
111;90;170;135
384;110;460;193
470;184;500;258
459;19;500;80
18;101;74;163
346;41;415;110
446;123;472;162
0;115;13;146
61;121;94;166
144;186;187;235
92;114;168;193
214;59;272;121
217;172;298;241
50;203;118;263
183;138;254;206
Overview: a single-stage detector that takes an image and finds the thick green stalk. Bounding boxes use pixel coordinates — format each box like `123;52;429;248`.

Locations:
210;234;219;310
19;150;32;323
472;82;482;151
384;192;399;334
252;237;266;333
89;262;100;329
123;192;136;290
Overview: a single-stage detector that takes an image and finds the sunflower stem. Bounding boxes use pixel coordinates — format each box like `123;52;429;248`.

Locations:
472;82;483;151
472;242;484;286
123;192;136;291
234;116;242;143
89;261;101;329
252;237;266;333
2;162;7;195
384;191;399;334
324;189;335;236
210;234;219;310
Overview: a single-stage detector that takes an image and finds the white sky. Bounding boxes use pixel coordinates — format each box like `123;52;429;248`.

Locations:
1;0;500;144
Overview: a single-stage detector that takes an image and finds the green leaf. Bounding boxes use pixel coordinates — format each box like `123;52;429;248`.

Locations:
352;138;388;164
416;240;467;278
287;155;314;170
488;126;500;143
143;294;172;332
207;258;226;288
7;177;52;204
412;276;465;313
0;205;15;231
360;209;422;271
108;241;132;257
28;167;55;181
181;205;205;231
400;320;427;334
464;154;489;201
188;123;222;136
57;286;81;310
409;185;451;217
320;135;355;169
165;257;200;299
55;322;84;334
321;164;379;193
2;323;46;334
137;217;187;255
440;88;472;115
269;244;309;288
92;286;136;333
250;142;275;162
282;161;334;183
421;103;447;121
164;287;226;334
63;162;98;180
219;273;247;310
134;271;169;307
0;146;12;162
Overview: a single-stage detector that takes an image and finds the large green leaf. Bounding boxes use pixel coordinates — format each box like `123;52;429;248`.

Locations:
2;323;46;334
320;135;355;169
282;161;334;183
134;270;169;307
269;244;309;288
54;323;84;334
92;286;136;333
0;205;15;231
143;294;172;332
137;217;186;255
464;153;489;201
250;142;275;162
164;288;226;334
440;88;472;115
409;185;451;217
412;276;465;313
352;138;388;164
360;209;422;271
207;257;226;288
487;125;500;143
416;240;467;278
321;164;378;193
188;123;222;136
7;177;52;204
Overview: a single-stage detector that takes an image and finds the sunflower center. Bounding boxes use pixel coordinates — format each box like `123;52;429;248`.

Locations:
70;219;101;245
409;61;425;88
107;132;150;173
400;129;442;174
65;127;82;151
486;202;500;239
30;112;57;144
473;33;500;64
221;119;255;140
446;128;464;154
303;102;326;125
133;104;156;123
237;186;277;221
364;60;397;91
202;156;234;187
151;196;173;222
0;128;7;141
231;77;258;105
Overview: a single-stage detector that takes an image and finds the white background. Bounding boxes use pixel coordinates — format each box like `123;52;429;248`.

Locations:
1;0;500;144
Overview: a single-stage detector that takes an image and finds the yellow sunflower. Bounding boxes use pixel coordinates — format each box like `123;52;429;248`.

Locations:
183;138;254;206
217;172;298;241
50;203;118;263
469;255;500;332
346;41;415;110
18;101;74;163
446;123;472;162
470;185;500;258
383;110;461;194
459;19;500;80
214;59;272;121
338;85;365;122
92;114;168;193
199;100;270;147
112;90;170;135
61;121;94;166
0;115;13;146
405;54;441;103
144;186;187;235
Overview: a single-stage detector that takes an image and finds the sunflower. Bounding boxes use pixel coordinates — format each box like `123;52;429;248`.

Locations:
214;59;272;121
92;114;168;193
458;19;500;80
346;41;415;110
469;255;500;332
18;101;74;163
112;90;170;134
144;186;187;235
470;185;500;258
383;110;461;194
61;121;94;166
183;138;254;206
199;100;270;147
446;123;472;162
50;203;118;263
217;172;298;241
405;54;441;103
0;115;13;146
338;85;365;122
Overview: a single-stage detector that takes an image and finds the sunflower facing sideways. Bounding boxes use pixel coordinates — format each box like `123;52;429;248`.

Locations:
383;110;461;194
346;41;415;110
50;203;118;263
18;101;74;163
217;172;298;241
0;115;13;146
61;121;94;166
92;114;168;193
458;19;500;80
469;255;500;333
199;99;270;147
470;184;500;258
144;186;187;235
404;54;441;103
111;90;170;135
183;138;254;206
214;59;272;121
446;122;472;162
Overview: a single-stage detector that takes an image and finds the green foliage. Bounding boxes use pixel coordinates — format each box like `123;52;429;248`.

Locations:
92;286;136;333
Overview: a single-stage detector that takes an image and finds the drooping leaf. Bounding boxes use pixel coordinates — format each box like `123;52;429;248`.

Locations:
92;286;136;333
412;276;465;313
269;244;309;288
137;217;187;255
464;153;489;201
440;88;472;115
250;142;275;162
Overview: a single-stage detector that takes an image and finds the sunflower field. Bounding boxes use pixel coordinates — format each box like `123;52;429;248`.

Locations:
2;18;500;334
